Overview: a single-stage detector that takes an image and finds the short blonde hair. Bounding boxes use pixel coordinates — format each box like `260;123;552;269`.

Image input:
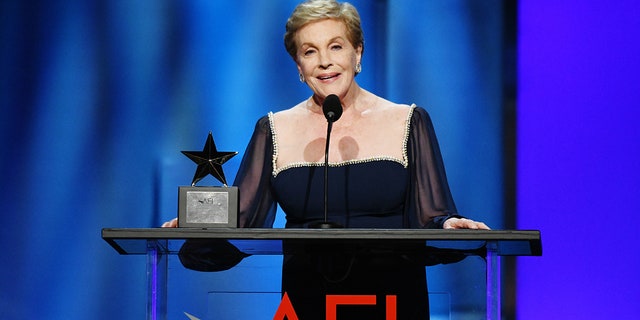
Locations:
284;0;364;60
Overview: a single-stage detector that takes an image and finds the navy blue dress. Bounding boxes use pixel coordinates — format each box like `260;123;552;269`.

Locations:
230;106;459;319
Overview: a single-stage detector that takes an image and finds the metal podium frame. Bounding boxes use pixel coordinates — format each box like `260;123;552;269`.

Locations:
102;228;541;320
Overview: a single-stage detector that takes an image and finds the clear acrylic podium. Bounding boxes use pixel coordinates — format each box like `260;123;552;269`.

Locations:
102;228;541;320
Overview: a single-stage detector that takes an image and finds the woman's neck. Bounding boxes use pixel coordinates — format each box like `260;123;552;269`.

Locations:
309;86;374;115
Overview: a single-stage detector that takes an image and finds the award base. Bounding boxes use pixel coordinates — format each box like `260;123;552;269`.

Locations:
178;186;238;228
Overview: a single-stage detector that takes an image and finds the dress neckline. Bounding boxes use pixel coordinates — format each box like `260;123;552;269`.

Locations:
268;104;416;177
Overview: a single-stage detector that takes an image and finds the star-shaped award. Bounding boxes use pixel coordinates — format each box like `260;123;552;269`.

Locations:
181;132;238;187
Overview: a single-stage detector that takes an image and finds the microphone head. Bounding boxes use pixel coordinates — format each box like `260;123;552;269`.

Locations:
322;94;343;122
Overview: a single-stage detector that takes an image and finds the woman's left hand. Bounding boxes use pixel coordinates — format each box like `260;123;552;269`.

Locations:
161;217;178;228
443;217;490;230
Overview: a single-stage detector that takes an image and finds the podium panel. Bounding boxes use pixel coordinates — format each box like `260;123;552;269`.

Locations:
167;254;283;319
103;228;541;320
163;255;486;319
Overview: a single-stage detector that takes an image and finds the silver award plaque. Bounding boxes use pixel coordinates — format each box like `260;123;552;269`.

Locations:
177;132;239;228
178;186;238;228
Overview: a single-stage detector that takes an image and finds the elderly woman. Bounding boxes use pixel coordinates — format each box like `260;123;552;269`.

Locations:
166;0;488;318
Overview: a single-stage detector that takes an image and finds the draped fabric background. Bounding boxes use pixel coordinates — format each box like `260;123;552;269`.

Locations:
4;0;637;319
0;1;506;318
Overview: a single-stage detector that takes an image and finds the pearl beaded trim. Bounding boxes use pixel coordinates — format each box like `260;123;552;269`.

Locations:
269;104;416;177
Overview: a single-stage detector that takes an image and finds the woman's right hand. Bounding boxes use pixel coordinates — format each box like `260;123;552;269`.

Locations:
161;217;178;228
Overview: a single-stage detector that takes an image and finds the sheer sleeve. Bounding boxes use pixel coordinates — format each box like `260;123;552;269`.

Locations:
405;106;462;229
233;115;277;228
176;116;276;272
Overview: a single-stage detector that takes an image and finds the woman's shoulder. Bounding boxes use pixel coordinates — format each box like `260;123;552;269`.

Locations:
369;96;416;121
371;99;434;131
268;100;316;136
360;90;411;111
375;98;428;119
268;102;313;133
271;100;308;119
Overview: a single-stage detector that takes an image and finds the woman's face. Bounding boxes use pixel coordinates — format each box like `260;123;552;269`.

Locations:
294;19;362;100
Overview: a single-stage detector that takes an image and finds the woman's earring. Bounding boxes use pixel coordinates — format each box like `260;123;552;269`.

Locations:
355;62;362;74
299;73;305;83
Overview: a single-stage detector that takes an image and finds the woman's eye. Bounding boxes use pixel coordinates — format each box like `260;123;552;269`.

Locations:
331;45;342;50
304;49;316;56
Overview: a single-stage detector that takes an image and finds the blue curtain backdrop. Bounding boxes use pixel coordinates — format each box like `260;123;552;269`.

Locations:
1;0;508;319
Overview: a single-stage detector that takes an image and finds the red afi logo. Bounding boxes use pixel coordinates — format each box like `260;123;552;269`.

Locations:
273;292;397;320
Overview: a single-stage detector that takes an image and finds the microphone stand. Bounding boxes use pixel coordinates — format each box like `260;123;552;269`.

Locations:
309;113;343;229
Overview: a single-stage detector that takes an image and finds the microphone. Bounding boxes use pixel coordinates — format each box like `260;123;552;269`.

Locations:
322;93;343;122
310;94;344;229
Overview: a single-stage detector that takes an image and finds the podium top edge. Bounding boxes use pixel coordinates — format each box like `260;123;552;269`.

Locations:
101;227;540;241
